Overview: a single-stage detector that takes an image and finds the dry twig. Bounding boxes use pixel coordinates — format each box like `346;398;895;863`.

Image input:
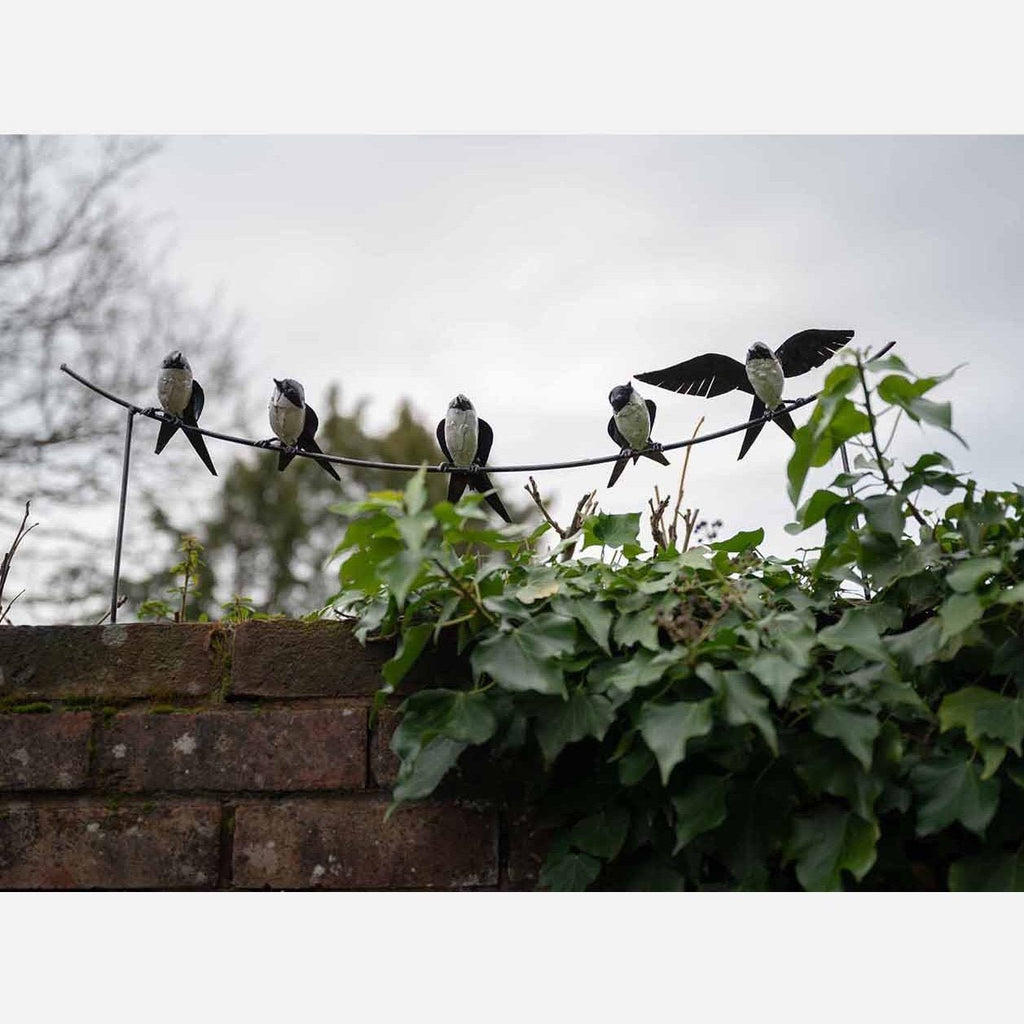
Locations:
0;500;38;624
649;417;705;552
524;476;598;561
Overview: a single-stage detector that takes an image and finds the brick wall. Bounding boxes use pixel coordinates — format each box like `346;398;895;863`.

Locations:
0;623;542;889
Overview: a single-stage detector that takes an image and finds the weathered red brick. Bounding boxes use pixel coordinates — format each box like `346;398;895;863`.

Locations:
96;707;367;791
232;797;497;889
231;621;389;697
369;708;400;788
0;801;220;889
0;624;226;700
0;712;92;790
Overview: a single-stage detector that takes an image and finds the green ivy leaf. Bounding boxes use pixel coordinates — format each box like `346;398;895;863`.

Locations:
790;734;883;821
710;527;764;553
394;510;435;550
612;609;661;652
403;465;429;514
534;692;616;764
785;806;879;891
381;622;432;689
945;556;1002;594
516;570;561;604
811;704;880;770
583;513;642;550
787;399;872;505
699;666;778;755
938;592;984;641
392;690;498;757
949;851;1024;891
470;613;577;696
551;595;613;653
939;687;1024;756
569;805;630;860
589;649;684;694
884;617;944;670
639;699;715;785
910;754;1000;837
999;583;1024;605
861;494;905;541
392;735;467;804
818;606;888;662
876;373;965;444
617;744;655;786
672;775;729;852
539;848;602;891
743;651;803;706
790;490;844;533
378;549;427;608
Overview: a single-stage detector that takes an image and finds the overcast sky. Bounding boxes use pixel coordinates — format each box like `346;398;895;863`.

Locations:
122;135;1023;561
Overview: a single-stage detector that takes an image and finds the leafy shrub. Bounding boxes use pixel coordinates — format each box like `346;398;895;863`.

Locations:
327;349;1024;890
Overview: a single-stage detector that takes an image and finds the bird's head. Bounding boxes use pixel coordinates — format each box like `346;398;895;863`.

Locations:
746;342;774;362
274;377;305;406
449;394;474;412
162;350;189;370
608;383;634;411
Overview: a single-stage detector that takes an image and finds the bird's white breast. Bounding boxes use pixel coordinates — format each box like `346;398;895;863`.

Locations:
269;393;305;445
445;406;479;465
615;392;651;450
157;366;193;415
746;356;785;409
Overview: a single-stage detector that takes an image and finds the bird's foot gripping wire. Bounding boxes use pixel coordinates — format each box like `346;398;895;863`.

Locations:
762;407;775;422
255;438;282;449
646;441;664;452
142;407;172;421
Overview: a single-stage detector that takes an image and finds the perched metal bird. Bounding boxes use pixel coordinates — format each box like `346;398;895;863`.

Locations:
153;350;217;476
635;329;854;459
606;382;670;487
436;394;510;522
265;377;341;482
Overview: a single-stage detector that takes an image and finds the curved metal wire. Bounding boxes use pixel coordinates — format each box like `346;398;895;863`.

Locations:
60;339;897;476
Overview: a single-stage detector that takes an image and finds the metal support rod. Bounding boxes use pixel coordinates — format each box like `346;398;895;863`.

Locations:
110;408;136;624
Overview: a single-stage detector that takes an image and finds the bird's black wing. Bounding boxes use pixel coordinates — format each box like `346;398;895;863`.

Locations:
642;449;670;466
607;417;629;449
298;403;341;482
436;420;452;462
181;380;217;476
189;379;206;421
154;418;179;455
645;399;657;429
470;472;511;522
737;396;767;461
775;329;854;378
772;408;797;439
607;455;630;488
476;418;495;465
635;353;752;397
448;473;470;503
